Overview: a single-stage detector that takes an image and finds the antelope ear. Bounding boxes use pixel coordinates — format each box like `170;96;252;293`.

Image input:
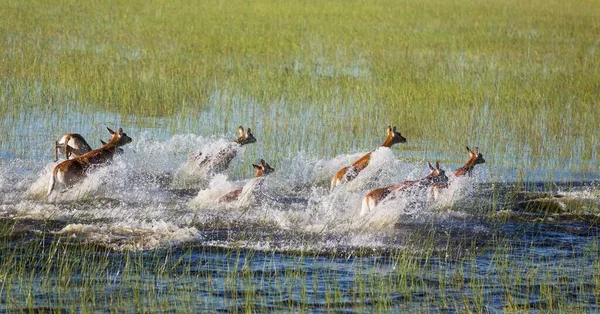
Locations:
118;128;124;134
436;161;440;170
386;125;392;134
428;162;434;171
238;126;244;137
466;146;472;153
107;127;115;135
246;128;252;136
393;126;398;133
100;140;107;145
252;164;260;169
259;159;266;166
475;147;480;154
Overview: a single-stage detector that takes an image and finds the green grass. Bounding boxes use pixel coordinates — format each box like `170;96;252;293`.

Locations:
1;0;598;179
0;222;598;312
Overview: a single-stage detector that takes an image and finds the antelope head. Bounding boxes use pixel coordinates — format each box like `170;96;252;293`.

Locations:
426;161;449;184
107;127;133;147
252;159;274;177
382;125;407;147
467;146;485;165
234;126;257;146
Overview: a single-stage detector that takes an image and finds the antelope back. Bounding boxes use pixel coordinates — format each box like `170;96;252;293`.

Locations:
55;133;93;160
100;140;124;154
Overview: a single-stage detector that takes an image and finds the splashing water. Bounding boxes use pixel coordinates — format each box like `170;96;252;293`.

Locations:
0;134;597;252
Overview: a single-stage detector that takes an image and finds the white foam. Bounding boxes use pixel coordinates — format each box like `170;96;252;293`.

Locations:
189;174;239;209
172;139;245;189
56;220;199;251
1;134;506;252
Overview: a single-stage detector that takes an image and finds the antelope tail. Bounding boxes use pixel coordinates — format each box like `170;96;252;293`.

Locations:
330;177;337;192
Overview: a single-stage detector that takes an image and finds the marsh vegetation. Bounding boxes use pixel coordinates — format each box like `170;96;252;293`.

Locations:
0;0;599;311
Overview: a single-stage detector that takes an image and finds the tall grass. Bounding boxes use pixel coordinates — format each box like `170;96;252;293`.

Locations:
0;0;598;180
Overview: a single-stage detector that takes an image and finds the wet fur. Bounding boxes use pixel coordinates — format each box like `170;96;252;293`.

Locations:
331;126;406;191
54;133;93;161
361;162;448;215
48;128;132;196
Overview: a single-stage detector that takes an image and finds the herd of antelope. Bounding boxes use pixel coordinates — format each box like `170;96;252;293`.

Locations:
47;125;485;214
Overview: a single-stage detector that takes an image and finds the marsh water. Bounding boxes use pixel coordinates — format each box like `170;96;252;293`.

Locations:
1;108;599;312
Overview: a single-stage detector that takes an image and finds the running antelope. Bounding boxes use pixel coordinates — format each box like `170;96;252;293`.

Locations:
190;126;257;174
54;130;124;161
331;126;406;191
54;133;93;161
218;159;274;203
453;146;485;176
360;161;448;215
47;127;132;196
430;146;486;190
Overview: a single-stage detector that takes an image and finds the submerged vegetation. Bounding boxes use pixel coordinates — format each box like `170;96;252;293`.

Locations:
1;218;599;313
0;0;599;312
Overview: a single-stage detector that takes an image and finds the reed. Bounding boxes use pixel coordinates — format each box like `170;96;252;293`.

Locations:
0;224;597;312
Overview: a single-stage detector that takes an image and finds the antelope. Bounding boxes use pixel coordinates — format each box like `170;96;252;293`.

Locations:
218;159;274;203
331;125;406;191
47;127;133;196
54;130;124;161
190;126;257;174
54;133;93;161
430;146;486;190
453;146;485;176
360;161;448;215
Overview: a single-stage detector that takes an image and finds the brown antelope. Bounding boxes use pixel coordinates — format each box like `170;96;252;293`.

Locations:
430;146;486;190
54;130;125;161
47;127;133;196
218;159;274;203
190;126;257;174
54;133;93;161
361;161;448;215
453;146;485;176
331;125;406;191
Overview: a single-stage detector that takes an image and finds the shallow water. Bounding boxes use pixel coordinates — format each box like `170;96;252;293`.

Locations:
1;113;599;311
